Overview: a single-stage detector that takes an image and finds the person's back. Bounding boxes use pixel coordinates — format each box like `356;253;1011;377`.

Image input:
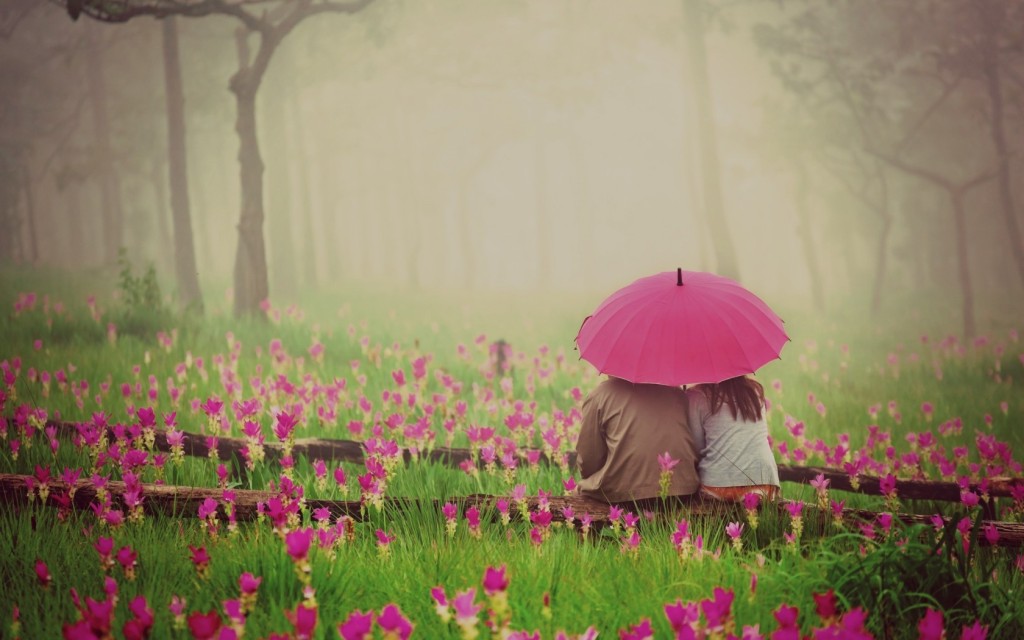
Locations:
686;377;780;501
576;377;700;503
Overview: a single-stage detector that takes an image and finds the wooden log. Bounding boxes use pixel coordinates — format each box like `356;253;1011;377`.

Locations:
25;419;1024;503
2;473;1023;547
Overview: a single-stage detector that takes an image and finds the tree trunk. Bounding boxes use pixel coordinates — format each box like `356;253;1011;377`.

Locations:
950;188;976;339
681;0;740;281
162;16;204;312
980;20;1024;291
231;28;271;317
85;28;124;265
794;163;825;311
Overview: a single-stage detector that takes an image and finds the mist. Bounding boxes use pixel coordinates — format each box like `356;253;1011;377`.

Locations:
3;0;1023;337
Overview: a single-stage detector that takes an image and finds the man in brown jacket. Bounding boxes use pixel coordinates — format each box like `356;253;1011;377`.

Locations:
576;377;700;504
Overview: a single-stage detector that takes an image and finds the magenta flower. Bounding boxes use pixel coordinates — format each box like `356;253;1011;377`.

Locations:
960;621;990;640
983;523;1000;546
657;451;680;472
664;599;699;634
530;510;552;528
466;506;481;530
430;587;450;621
274;411;299;441
562;477;577;493
726;522;744;540
285;528;313;562
701;587;734;631
785;502;803;518
337;610;374;640
483;565;509;595
198;497;218;520
917;608;944;640
376;604;413;639
34;559;51;588
452;588;482;626
189;545;210;574
116;546;137;571
239;572;262;595
773;604;799;630
187;610;222;640
742;492;761;511
286;602;318;640
813;589;838;621
442;502;458;522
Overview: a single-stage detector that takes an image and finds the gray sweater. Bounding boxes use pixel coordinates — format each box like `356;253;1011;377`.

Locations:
685;387;780;488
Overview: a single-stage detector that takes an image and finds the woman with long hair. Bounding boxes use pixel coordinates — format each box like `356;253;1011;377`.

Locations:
686;375;780;502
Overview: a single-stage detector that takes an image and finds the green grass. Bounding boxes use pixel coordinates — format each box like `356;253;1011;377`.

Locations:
1;267;1023;638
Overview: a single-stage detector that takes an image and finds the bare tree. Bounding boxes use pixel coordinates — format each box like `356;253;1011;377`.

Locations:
53;0;375;316
161;15;203;311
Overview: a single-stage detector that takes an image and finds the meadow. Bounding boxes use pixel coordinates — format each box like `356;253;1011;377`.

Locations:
1;265;1023;639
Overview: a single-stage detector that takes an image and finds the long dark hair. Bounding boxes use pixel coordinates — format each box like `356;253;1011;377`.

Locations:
702;376;765;422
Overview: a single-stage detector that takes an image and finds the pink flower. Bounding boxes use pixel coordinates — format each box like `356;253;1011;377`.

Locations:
812;589;837;621
742;492;761;511
34;559;51;588
917;608;944;640
442;502;458;521
657;452;679;473
452;589;481;626
960;621;989;640
189;545;210;570
983;523;1000;546
701;587;734;631
483;565;509;595
664;600;699;634
286;602;318;640
810;473;829;492
726;522;744;540
285;528;313;562
239;572;261;595
376;604;413;639
187;610;222;640
785;502;803;518
337;610;374;640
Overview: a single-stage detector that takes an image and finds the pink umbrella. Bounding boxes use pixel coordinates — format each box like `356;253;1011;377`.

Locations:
575;268;789;386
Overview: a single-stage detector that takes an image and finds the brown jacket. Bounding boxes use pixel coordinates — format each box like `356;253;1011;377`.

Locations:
576;377;700;503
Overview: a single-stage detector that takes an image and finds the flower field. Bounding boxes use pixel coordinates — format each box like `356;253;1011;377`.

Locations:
2;276;1024;639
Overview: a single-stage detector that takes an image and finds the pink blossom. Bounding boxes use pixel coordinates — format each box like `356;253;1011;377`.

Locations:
239;572;262;595
337;610;374;640
285;528;313;562
376;604;413;639
483;565;509;595
917;608;944;640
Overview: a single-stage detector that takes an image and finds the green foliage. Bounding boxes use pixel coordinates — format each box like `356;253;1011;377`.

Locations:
112;249;175;340
824;523;1024;639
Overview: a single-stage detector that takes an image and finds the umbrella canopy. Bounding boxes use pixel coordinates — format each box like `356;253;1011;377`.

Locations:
575;268;789;386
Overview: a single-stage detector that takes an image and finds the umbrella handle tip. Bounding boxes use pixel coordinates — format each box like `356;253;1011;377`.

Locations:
676;268;683;286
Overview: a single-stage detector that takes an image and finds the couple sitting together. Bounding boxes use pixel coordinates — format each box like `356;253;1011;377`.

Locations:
575;374;779;506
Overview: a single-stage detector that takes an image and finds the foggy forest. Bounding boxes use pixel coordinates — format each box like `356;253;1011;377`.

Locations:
2;0;1024;336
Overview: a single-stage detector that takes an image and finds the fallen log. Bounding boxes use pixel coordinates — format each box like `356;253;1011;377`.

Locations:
42;420;1023;502
2;473;1022;547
